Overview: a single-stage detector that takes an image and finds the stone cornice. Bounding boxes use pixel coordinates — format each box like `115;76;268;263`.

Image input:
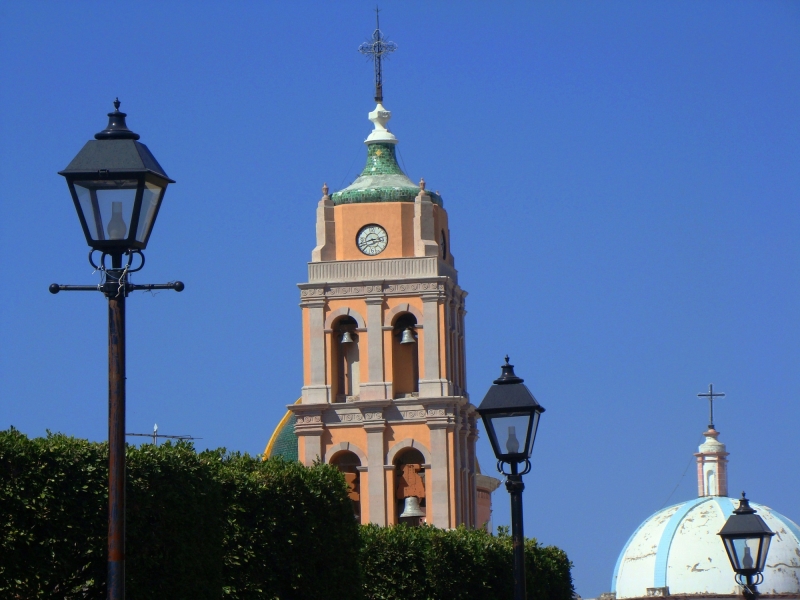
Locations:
307;256;457;284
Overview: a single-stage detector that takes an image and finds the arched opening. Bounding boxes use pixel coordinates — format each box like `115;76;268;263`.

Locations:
331;450;361;520
394;448;426;526
392;313;419;398
706;469;716;495
332;316;360;402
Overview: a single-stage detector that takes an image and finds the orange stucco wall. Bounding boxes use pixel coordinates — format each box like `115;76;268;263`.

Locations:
334;203;416;260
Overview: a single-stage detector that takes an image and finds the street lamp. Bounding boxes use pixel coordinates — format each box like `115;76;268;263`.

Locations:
476;356;546;600
719;492;775;599
50;99;183;600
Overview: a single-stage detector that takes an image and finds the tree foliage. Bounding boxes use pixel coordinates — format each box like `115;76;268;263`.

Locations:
360;524;573;600
0;429;572;600
0;429;360;600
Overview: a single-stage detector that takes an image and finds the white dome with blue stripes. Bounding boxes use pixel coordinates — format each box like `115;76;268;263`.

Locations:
612;495;800;598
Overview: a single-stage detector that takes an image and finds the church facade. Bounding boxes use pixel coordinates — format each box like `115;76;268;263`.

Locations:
264;27;499;529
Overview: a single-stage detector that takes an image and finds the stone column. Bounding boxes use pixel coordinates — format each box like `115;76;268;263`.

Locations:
311;185;336;262
302;298;329;404
427;405;453;529
413;185;439;257
458;410;469;526
458;302;467;394
385;465;397;525
419;291;447;397
292;408;324;465
467;415;479;527
364;413;387;526
361;295;390;400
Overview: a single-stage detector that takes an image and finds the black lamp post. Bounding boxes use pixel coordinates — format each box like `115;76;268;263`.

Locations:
50;100;183;600
719;492;775;600
476;356;546;600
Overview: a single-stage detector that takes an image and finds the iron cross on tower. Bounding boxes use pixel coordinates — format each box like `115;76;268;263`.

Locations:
359;7;397;103
697;383;726;429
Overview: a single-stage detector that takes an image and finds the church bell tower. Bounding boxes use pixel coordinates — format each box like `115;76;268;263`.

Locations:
274;19;499;529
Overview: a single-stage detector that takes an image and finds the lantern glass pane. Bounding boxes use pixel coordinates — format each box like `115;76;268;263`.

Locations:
731;538;760;571
487;413;533;457
74;180;138;242
756;535;772;571
135;181;165;243
722;537;738;570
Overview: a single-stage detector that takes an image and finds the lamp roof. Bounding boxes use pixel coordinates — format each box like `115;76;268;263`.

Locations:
59;100;174;182
59;139;173;182
477;357;545;414
719;492;775;538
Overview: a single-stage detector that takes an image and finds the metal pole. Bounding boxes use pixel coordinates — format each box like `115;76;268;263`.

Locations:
49;253;183;600
107;256;126;600
743;574;757;600
507;461;526;600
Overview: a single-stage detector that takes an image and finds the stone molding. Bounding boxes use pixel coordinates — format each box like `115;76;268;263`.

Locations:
323;441;367;465
294;396;472;429
290;406;325;436
324;306;367;329
301;384;331;404
383;302;424;327
300;297;326;308
307;256;457;284
299;279;452;299
386;438;433;465
420;398;466;430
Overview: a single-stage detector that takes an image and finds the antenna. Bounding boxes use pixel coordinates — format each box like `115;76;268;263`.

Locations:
126;424;201;446
358;7;397;103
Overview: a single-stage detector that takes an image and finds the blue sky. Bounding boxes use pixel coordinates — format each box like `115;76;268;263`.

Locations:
1;2;798;597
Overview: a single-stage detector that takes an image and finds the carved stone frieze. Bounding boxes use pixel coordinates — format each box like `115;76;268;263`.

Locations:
399;409;426;419
299;280;452;299
337;412;364;423
296;415;322;424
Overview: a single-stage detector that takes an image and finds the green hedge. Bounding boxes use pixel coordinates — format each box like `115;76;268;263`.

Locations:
360;524;573;600
0;429;572;600
0;428;360;600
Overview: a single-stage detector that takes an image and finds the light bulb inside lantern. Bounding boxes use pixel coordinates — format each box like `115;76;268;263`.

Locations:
743;545;754;569
506;426;520;454
107;201;127;240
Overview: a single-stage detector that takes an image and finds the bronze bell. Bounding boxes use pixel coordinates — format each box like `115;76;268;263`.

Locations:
399;496;425;518
341;330;355;344
399;327;416;344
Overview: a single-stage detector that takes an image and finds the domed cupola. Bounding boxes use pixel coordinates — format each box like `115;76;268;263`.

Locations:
331;102;443;207
330;20;441;207
610;391;800;599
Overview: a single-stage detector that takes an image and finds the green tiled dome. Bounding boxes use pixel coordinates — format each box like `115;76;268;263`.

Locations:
331;142;442;206
264;402;299;462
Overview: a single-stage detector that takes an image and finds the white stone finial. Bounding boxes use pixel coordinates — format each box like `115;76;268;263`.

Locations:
365;103;398;144
322;182;329;197
694;427;729;497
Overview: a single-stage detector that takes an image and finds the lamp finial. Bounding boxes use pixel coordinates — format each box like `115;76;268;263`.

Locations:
494;356;524;385
95;98;140;140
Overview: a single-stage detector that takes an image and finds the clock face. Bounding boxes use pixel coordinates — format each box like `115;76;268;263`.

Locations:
356;224;388;256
